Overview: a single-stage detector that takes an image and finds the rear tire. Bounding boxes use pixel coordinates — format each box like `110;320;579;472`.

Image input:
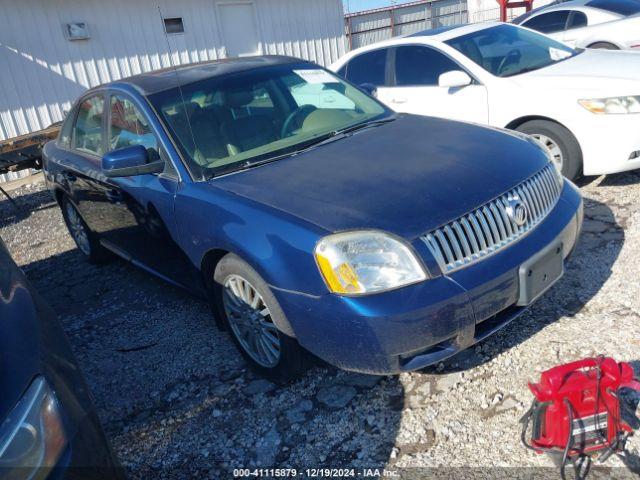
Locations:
213;253;308;383
515;120;583;181
60;196;110;264
588;42;619;50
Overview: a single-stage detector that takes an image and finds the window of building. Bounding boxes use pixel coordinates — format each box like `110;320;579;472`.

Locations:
163;17;185;34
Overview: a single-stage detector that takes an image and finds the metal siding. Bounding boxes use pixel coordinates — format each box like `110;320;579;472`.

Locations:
346;0;468;49
0;0;346;145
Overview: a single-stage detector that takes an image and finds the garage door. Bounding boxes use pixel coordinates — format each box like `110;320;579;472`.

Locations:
218;2;261;57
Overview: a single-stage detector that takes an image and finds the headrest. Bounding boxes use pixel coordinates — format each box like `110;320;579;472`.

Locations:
221;90;254;108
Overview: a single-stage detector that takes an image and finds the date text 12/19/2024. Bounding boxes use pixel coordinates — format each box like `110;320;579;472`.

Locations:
233;468;400;477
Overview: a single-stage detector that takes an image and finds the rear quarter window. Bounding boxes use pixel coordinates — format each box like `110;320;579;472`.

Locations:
58;110;75;148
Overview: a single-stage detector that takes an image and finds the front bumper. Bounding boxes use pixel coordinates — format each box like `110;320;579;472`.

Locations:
277;181;583;374
573;113;640;176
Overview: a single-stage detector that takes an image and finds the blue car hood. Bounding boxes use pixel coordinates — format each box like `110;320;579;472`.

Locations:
212;114;549;239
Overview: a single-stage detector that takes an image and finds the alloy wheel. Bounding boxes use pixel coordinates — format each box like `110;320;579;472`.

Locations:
222;274;281;368
531;133;563;173
65;202;91;255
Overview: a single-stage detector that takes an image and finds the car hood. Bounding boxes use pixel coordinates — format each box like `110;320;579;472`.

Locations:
211;115;549;239
512;50;640;96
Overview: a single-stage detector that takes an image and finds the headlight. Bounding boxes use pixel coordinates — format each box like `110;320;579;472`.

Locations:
579;96;640;114
314;231;428;295
0;377;67;478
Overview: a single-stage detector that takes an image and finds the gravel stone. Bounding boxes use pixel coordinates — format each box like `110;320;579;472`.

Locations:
243;379;275;395
285;399;313;424
255;426;281;466
316;385;358;409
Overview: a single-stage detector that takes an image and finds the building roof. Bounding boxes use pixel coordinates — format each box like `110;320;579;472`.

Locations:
110;55;306;95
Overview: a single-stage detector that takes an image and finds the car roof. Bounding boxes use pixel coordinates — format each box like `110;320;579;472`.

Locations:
103;55;307;96
342;21;505;57
406;21;504;41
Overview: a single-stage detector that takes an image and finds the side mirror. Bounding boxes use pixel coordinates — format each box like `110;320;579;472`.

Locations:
438;70;473;89
101;145;164;178
359;83;378;97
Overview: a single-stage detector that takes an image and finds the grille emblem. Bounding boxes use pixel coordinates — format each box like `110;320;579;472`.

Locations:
507;196;528;227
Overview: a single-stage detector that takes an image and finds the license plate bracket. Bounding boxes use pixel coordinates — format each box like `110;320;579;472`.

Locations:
517;240;564;306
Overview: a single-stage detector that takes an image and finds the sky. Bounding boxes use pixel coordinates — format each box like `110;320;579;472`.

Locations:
342;0;415;14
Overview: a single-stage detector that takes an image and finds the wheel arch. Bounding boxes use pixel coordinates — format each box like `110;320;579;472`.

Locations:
585;40;622;50
505;115;568;131
505;115;584;179
200;247;297;337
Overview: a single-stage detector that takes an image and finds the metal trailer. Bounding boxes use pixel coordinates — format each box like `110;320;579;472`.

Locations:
0;124;59;204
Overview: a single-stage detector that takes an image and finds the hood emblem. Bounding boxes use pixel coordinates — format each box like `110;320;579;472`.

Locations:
506;196;528;227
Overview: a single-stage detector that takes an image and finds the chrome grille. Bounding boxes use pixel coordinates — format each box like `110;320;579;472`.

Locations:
422;164;562;273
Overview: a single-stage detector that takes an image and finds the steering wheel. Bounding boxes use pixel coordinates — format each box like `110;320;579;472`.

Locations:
497;49;522;76
281;105;317;138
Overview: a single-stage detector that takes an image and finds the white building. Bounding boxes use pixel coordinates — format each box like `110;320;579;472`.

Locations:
0;0;346;180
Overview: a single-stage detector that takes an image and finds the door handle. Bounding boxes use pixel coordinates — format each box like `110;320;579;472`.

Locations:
391;97;407;104
105;189;123;203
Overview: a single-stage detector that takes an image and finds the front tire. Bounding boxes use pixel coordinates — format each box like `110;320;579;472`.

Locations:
60;196;110;264
213;253;307;383
515;120;583;181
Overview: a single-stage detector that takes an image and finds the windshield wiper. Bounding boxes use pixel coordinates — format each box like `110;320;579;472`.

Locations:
336;116;397;136
210;116;396;178
290;116;397;151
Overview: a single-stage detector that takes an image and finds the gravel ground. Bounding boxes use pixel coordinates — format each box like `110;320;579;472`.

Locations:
1;173;640;479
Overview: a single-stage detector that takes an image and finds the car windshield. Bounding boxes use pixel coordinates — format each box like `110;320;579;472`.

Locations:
147;63;388;179
586;0;640;16
445;24;579;78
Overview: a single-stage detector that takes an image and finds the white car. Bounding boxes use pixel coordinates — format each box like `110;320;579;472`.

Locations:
330;22;640;180
513;0;640;50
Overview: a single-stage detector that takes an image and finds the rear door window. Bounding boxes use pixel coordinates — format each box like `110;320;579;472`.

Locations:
344;48;388;87
394;45;461;86
72;95;104;155
523;10;571;33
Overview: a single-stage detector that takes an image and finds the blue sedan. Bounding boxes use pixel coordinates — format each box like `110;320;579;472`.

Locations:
43;56;583;381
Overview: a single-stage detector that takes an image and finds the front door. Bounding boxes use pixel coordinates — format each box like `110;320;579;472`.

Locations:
378;45;489;124
100;92;200;285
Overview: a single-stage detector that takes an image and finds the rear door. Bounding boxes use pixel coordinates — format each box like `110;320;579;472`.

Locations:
561;11;589;46
64;93;109;227
385;45;488;124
